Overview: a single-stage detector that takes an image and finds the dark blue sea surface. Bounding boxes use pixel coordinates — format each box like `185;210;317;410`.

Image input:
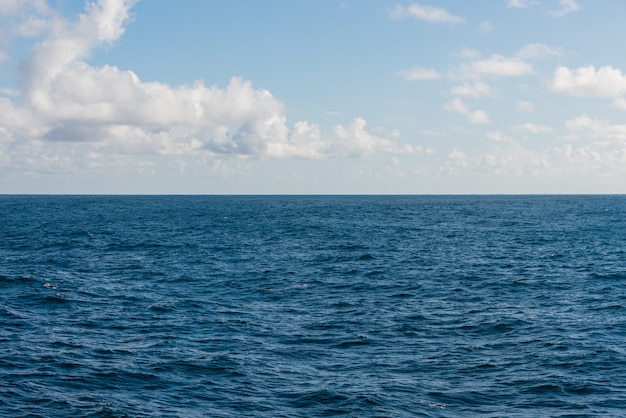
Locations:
2;195;626;417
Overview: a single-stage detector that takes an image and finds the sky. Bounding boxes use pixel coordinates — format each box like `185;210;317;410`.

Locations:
1;0;626;194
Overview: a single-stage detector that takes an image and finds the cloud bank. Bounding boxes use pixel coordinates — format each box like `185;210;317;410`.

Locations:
0;0;415;177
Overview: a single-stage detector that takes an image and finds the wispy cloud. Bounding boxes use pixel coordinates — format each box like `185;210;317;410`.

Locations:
513;123;554;134
550;0;581;16
612;98;626;110
444;98;490;124
565;114;626;141
516;100;535;113
390;3;463;23
452;55;533;79
457;48;481;59
486;131;514;142
480;21;494;34
516;43;562;60
442;148;467;175
507;0;538;9
420;129;446;137
395;66;442;80
450;82;494;98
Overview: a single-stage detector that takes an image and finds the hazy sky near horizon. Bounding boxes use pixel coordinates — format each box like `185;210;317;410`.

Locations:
1;0;626;194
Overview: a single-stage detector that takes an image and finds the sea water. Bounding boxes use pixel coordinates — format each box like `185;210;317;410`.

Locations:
1;195;626;417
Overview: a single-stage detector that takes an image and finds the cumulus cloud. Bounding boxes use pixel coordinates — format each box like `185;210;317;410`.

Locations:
548;65;626;97
390;3;463;23
331;118;412;157
395;66;442;80
444;98;490;124
0;0;415;175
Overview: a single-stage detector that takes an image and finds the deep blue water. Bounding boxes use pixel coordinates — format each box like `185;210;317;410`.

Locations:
2;195;626;417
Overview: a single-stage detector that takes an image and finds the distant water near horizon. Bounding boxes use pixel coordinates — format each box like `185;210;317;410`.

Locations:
2;195;626;417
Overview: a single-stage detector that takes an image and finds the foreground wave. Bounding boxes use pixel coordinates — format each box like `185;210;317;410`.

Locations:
1;195;626;416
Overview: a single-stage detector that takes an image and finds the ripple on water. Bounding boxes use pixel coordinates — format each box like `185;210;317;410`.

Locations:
2;195;626;416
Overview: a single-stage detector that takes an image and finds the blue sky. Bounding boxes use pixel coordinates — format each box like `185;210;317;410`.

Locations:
1;0;626;193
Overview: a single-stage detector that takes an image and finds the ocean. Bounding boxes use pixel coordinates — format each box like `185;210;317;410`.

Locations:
1;195;626;417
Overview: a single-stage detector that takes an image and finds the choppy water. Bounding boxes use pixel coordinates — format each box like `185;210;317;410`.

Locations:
2;195;626;417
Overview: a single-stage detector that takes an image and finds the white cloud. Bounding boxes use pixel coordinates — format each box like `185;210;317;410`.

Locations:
450;81;493;98
0;50;9;65
0;0;52;63
395;66;442;80
331;118;405;157
442;148;467;175
549;65;626;97
0;0;50;16
565;114;598;131
389;129;401;139
390;3;463;23
471;129;626;182
447;148;466;162
550;0;581;16
457;48;481;59
444;98;490;124
444;97;470;114
420;129;446;137
513;123;554;134
468;110;490;124
512;0;537;8
565;114;626;142
0;97;37;129
480;21;494;34
516;100;535;113
0;0;415;174
478;144;553;177
454;54;533;79
507;0;538;8
0;87;19;96
516;43;562;60
486;131;514;142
